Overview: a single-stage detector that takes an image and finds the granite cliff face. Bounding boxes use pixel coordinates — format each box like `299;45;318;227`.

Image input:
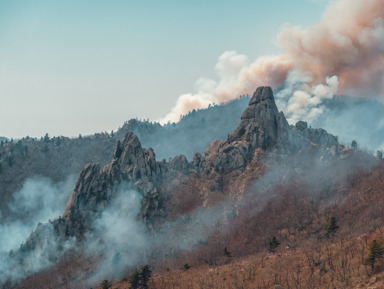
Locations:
60;86;341;238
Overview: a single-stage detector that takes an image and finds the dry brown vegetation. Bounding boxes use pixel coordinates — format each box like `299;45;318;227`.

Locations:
112;228;384;289
12;252;99;289
13;153;384;289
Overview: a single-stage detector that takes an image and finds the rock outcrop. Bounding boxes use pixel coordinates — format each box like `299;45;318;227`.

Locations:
62;132;167;237
61;86;342;238
2;86;356;289
230;86;289;150
202;86;340;173
203;87;289;172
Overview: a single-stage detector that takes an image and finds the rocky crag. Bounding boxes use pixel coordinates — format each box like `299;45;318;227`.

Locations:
0;96;249;220
4;86;349;289
60;86;341;238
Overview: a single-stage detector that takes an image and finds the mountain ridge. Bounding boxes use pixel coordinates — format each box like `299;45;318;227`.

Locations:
60;86;343;239
4;86;384;289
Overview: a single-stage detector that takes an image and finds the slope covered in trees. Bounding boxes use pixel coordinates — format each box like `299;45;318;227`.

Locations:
6;87;384;289
0;97;249;217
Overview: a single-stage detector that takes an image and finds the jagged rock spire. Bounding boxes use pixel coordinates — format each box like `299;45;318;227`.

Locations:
230;86;289;150
203;87;290;172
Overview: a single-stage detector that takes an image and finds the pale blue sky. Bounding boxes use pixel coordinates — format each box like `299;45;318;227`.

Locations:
0;0;329;138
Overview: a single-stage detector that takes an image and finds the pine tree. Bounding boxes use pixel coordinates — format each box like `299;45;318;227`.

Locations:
224;247;232;257
128;265;152;289
364;240;384;271
128;269;140;289
140;265;152;289
323;216;339;237
99;279;112;289
268;236;280;253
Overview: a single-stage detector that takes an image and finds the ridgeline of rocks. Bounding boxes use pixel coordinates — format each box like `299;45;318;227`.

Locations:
5;87;367;289
60;87;342;239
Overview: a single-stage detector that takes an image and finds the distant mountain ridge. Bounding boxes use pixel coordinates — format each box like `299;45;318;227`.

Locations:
3;88;384;289
6;86;369;289
0;97;249;217
61;87;342;238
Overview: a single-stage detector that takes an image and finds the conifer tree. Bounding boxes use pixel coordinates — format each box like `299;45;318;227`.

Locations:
268;236;280;253
128;269;140;289
140;265;152;289
323;216;339;237
99;279;112;289
364;240;384;271
224;247;232;257
128;265;152;289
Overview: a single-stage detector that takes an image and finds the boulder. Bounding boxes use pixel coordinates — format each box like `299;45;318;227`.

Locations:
295;121;307;131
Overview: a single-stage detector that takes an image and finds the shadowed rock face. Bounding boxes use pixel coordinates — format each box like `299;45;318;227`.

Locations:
234;86;289;149
61;132;168;237
203;87;290;172
60;86;341;238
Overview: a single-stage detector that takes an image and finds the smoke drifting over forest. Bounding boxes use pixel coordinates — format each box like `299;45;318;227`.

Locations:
0;176;74;253
1;0;384;287
163;0;384;144
0;176;75;285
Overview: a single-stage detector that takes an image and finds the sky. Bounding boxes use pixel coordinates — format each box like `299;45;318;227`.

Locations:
0;0;331;138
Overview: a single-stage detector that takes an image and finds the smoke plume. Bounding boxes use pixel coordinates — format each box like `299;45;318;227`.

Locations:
162;0;384;127
0;176;75;285
84;184;228;285
84;186;149;284
0;176;74;253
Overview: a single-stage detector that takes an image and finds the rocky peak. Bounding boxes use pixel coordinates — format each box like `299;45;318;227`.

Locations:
203;86;342;172
60;87;342;238
62;132;165;236
111;132;161;183
204;87;289;172
247;86;276;106
229;86;289;150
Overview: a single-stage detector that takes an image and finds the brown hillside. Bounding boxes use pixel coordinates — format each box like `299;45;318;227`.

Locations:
9;87;384;289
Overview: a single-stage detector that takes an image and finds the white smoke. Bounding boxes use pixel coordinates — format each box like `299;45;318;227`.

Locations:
85;186;149;284
276;74;339;124
162;0;384;124
0;175;74;253
85;184;227;285
0;176;75;285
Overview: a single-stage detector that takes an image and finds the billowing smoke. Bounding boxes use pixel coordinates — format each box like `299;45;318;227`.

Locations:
85;184;228;285
0;176;74;253
275;74;339;124
162;52;292;123
0;175;75;285
162;0;384;129
84;186;149;284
